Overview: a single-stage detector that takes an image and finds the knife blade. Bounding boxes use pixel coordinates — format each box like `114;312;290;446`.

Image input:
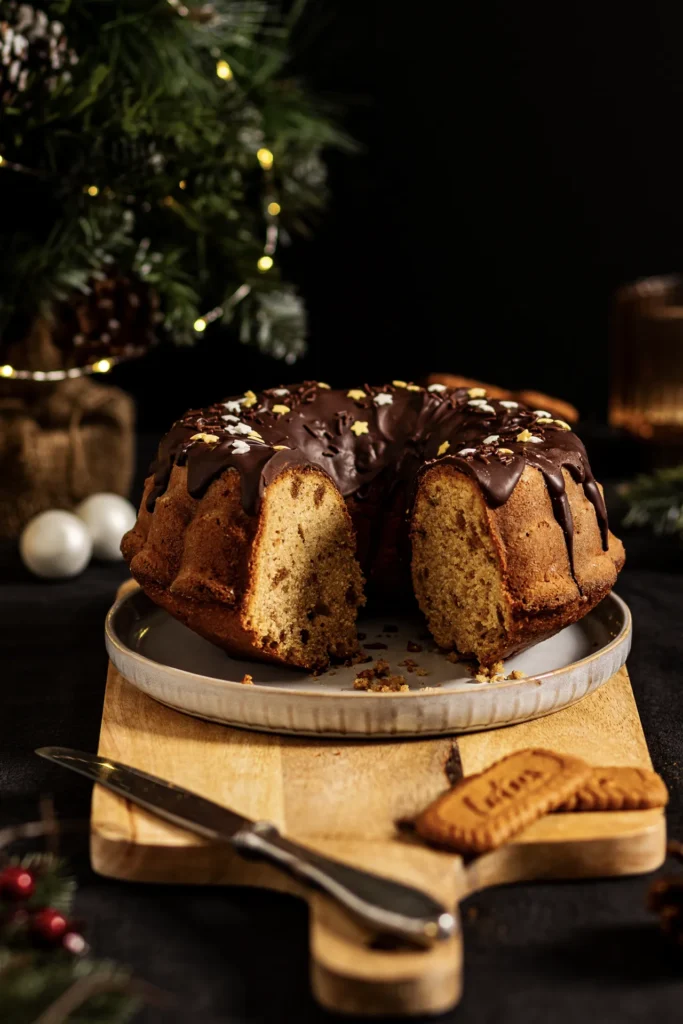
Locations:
36;746;457;946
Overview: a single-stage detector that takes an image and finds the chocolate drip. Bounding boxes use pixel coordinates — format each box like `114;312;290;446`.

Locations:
144;381;612;577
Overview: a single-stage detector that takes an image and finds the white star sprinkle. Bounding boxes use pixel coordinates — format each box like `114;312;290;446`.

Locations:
231;439;250;455
499;400;519;409
223;400;242;414
227;423;251;435
272;388;290;396
428;383;447;392
374;393;394;406
532;409;552;418
458;448;477;456
483;435;500;444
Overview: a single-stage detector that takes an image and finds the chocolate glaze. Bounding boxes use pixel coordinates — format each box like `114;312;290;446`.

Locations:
146;382;610;581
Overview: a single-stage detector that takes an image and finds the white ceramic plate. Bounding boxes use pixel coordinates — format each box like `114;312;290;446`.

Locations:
105;590;631;738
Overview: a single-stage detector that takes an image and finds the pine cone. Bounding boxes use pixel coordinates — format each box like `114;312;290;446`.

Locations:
51;268;160;368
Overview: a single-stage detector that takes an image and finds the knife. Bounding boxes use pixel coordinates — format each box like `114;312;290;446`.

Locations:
36;746;456;947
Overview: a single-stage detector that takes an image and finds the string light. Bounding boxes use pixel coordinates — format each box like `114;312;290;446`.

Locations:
193;318;207;332
0;357;128;382
216;60;233;81
0;156;4;166
257;255;273;272
267;201;280;216
257;148;274;171
179;180;187;189
85;185;99;197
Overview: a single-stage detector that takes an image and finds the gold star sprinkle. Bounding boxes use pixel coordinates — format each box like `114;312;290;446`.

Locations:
516;429;533;442
350;420;369;436
191;433;220;443
347;389;366;401
554;419;572;431
248;431;263;441
273;445;289;450
497;448;514;455
468;387;487;398
407;384;422;391
536;417;554;425
242;390;257;408
437;441;450;456
272;404;290;415
392;380;407;388
317;382;331;389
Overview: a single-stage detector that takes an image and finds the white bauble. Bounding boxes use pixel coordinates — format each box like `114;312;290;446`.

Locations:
75;493;137;561
20;511;93;579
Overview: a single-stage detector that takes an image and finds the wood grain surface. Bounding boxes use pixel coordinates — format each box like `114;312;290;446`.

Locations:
91;590;666;1016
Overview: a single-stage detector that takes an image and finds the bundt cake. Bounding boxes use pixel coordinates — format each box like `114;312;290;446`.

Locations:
122;381;624;671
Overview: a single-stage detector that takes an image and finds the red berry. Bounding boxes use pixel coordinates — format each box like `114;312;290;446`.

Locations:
32;907;68;943
0;866;35;900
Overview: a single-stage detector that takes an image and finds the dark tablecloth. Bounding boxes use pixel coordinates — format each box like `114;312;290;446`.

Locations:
2;451;683;1023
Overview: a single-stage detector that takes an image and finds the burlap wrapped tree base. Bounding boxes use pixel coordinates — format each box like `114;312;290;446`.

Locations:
0;377;134;539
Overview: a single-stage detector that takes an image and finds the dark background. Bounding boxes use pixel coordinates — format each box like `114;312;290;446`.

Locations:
110;2;683;435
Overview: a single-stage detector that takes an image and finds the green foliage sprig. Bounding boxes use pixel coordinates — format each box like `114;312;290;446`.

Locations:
0;0;352;357
621;465;683;538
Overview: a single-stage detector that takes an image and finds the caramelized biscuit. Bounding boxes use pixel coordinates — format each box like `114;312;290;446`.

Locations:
555;766;668;812
415;748;591;855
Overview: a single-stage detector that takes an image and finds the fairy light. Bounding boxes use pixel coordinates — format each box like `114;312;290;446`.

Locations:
216;60;233;81
267;201;280;216
179;180;187;189
93;359;111;373
257;255;273;272
193;318;207;332
257;148;274;170
0;155;4;166
85;185;99;197
0;364;14;377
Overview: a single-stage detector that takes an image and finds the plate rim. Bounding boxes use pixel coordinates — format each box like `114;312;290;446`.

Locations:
105;588;632;701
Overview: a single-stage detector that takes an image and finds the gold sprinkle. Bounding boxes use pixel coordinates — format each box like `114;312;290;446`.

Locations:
248;431;263;441
437;440;450;456
497;447;514;455
272;404;290;415
536;417;554;425
392;380;407;388
516;428;533;442
350;420;369;436
191;432;220;444
317;382;331;389
273;445;289;450
407;384;422;391
468;387;487;398
347;389;366;401
242;389;257;408
554;419;572;431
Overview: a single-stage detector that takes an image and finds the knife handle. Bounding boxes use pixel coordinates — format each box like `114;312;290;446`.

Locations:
231;821;456;947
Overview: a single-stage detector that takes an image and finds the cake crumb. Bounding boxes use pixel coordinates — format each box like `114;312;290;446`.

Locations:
398;658;419;673
415;667;429;677
241;673;254;685
446;651;461;664
354;674;408;693
510;669;527;679
407;641;423;653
